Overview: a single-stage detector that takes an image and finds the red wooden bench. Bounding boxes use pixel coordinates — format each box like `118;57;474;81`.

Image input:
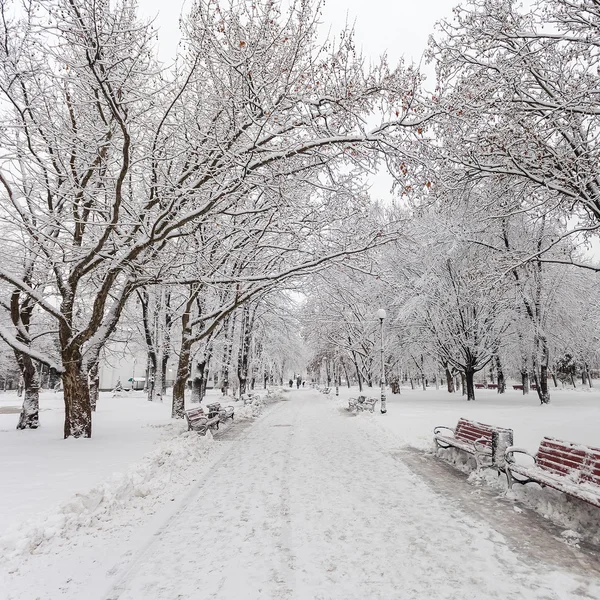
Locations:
474;383;486;389
434;418;513;471
505;437;600;508
487;383;498;390
184;406;219;435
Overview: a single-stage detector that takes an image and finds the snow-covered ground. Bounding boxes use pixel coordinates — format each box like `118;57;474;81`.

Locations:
0;390;173;531
1;386;599;599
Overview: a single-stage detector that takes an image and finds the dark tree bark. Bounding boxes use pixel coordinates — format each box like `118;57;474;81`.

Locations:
62;357;92;438
521;370;530;394
445;364;455;393
465;369;475;402
172;294;196;419
495;355;506;394
16;357;40;430
89;361;99;412
237;304;253;396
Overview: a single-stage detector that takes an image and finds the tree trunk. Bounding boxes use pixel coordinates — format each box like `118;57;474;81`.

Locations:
538;363;550;404
172;339;192;419
445;365;454;393
521;370;529;394
585;363;593;388
89;361;100;412
496;355;505;394
62;360;92;438
190;355;203;404
172;298;194;419
191;375;202;403
465;369;475;402
146;361;156;401
460;372;467;396
16;358;40;430
139;288;159;402
237;305;252;397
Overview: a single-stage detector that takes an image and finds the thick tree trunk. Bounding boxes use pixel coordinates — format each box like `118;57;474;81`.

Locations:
445;365;454;393
191;375;202;403
62;361;92;438
172;340;192;419
15;348;39;429
496;356;505;394
172;298;194;418
521;370;529;394
146;360;156;401
89;361;100;412
465;369;475;402
460;372;466;396
16;359;40;430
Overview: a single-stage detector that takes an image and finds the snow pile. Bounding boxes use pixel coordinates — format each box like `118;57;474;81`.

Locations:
0;423;216;559
236;395;266;419
235;388;287;420
457;462;600;547
431;440;600;547
504;479;600;546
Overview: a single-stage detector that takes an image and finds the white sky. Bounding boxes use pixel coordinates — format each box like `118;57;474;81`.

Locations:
137;0;456;200
138;0;455;71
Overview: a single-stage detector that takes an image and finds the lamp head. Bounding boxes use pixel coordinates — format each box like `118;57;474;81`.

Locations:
377;309;387;320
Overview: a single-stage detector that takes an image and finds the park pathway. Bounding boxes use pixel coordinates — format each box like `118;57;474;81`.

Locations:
108;390;600;600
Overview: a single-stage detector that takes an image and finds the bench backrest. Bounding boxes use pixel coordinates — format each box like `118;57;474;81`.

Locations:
454;418;496;446
537;437;600;487
185;407;207;427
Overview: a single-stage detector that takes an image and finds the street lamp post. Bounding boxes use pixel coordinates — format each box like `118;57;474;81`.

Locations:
377;309;387;414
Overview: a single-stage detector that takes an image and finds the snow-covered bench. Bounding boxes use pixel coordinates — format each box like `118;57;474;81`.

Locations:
434;418;514;471
321;387;331;394
505;437;600;508
348;395;377;413
185;406;220;436
240;393;259;406
206;402;235;423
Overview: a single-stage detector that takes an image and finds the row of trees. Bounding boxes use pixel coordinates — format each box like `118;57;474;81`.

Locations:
0;0;424;437
303;0;600;403
3;0;600;434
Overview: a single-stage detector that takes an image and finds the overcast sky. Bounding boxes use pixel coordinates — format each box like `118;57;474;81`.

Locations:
139;0;455;81
136;0;457;200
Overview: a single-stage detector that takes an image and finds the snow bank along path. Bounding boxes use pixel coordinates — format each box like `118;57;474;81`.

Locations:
105;391;599;600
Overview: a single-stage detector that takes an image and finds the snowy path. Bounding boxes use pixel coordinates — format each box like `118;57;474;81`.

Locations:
104;391;600;600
